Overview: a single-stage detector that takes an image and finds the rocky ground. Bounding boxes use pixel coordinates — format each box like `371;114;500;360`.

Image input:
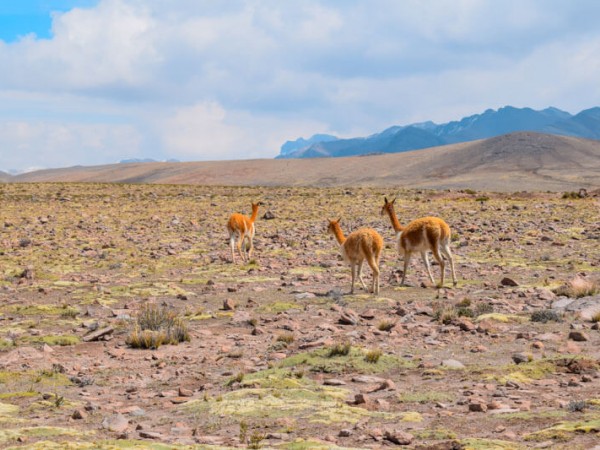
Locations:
0;183;599;450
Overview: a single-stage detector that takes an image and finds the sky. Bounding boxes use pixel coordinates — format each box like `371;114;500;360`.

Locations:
1;0;600;173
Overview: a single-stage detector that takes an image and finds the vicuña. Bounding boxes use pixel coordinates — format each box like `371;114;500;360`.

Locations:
227;202;260;263
327;218;383;295
381;197;457;288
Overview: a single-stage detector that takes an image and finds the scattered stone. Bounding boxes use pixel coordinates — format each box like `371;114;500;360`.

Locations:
352;375;386;384
568;331;589;342
139;431;163;439
512;352;532;364
72;409;88;420
354;393;370;405
469;401;488;412
262;210;276;220
82;326;114;342
441;359;465;369
456;317;476;332
384;429;414;445
102;413;129;433
223;298;236;310
500;277;519;287
324;378;347;386
339;309;359;325
178;387;194;397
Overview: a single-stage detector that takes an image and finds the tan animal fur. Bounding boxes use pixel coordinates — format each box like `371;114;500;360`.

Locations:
327;218;383;295
227;202;260;263
380;197;457;287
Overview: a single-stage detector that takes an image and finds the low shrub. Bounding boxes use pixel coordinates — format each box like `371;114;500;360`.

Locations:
327;341;351;357
126;304;190;349
530;309;562;323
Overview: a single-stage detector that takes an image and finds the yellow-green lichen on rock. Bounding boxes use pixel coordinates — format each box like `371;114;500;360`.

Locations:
0;427;94;446
183;369;414;425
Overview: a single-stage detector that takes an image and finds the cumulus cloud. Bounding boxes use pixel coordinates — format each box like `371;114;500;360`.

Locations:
1;0;600;171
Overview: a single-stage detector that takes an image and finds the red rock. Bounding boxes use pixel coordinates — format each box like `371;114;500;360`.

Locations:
223;298;236;310
384;429;414;445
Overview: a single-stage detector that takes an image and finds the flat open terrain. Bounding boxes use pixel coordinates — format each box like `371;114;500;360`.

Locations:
1;183;599;449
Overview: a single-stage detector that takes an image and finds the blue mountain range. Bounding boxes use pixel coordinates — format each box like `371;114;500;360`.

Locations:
277;106;600;158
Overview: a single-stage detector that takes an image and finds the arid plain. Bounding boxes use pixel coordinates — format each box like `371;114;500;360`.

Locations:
0;180;599;449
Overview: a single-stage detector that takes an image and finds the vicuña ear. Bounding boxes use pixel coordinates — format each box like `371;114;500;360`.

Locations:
384;196;389;204
392;197;397;204
337;217;342;223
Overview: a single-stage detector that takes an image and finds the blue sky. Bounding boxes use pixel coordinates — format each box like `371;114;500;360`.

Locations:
1;0;600;173
0;1;98;41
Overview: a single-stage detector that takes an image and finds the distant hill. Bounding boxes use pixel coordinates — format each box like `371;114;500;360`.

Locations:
278;106;600;158
11;132;600;192
119;158;180;164
0;171;13;182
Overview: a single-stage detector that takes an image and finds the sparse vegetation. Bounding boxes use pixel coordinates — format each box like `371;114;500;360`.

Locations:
376;320;395;331
364;348;383;364
1;183;599;448
531;309;562;323
554;276;599;298
126;304;190;349
327;341;352;357
276;333;295;344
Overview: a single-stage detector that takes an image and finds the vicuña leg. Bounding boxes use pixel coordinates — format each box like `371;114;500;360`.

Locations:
357;260;368;291
441;243;457;286
421;251;435;284
401;252;412;286
431;246;445;288
366;256;380;295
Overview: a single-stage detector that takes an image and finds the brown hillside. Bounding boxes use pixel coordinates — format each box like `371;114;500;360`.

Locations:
12;132;600;191
0;171;13;182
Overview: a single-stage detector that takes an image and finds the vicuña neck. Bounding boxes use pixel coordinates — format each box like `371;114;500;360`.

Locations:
250;206;259;222
386;206;403;232
331;223;346;245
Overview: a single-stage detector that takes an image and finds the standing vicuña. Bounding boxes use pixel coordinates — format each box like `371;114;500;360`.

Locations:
327;218;383;295
381;197;457;287
227;202;260;263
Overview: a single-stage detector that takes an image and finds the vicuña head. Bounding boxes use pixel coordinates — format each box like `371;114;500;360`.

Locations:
226;201;261;263
381;196;457;288
327;217;383;295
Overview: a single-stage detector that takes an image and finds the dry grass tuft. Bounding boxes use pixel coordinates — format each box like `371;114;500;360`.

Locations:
327;341;352;357
554;276;599;299
126;304;190;349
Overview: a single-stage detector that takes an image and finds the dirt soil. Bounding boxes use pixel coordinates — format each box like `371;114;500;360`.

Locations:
0;183;599;450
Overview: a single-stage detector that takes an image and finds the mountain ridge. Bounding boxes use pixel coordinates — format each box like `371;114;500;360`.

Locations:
278;106;600;158
8;132;600;192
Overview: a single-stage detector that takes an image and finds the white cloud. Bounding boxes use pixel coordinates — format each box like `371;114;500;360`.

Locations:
1;0;600;171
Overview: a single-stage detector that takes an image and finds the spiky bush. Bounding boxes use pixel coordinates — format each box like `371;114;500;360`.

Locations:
276;333;295;344
554;276;599;299
567;400;587;412
364;348;383;364
530;309;562;323
327;341;352;357
377;320;395;332
126;304;190;349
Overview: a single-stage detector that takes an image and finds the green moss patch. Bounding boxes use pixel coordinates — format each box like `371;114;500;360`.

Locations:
525;418;600;441
17;335;80;346
398;390;454;404
184;369;418;425
8;305;79;317
278;439;358;450
277;347;414;375
257;301;302;314
461;438;524;449
0;427;94;446
476;313;528;324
